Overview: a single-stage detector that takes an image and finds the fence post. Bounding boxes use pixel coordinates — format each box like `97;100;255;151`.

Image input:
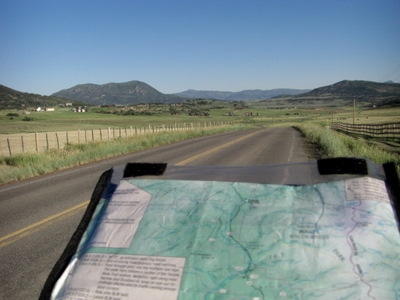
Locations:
393;123;395;139
92;129;94;141
55;133;60;150
66;131;69;145
78;129;81;144
35;132;39;153
46;133;49;150
7;138;12;156
21;136;25;153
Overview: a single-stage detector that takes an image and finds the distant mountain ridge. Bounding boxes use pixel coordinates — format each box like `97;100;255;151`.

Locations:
52;80;183;105
51;81;310;104
173;88;310;100
2;79;399;108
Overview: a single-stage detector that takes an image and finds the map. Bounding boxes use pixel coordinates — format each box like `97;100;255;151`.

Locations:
52;177;400;300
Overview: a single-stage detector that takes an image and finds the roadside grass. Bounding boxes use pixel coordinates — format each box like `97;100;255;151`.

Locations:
296;123;400;173
265;107;399;174
0;124;251;184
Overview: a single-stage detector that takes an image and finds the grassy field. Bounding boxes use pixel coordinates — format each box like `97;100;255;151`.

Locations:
0;104;399;184
1;104;399;133
0;108;261;134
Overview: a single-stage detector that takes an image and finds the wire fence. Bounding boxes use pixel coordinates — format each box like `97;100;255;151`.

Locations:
331;122;400;140
0;121;232;156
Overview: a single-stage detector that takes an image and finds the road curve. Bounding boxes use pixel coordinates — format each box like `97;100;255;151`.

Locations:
0;127;313;299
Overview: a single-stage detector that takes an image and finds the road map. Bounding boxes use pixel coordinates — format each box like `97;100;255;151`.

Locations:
53;177;400;300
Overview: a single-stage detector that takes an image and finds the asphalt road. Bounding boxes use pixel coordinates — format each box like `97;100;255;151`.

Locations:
0;127;314;299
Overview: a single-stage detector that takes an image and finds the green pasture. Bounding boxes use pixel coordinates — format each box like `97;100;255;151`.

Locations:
259;107;400;128
0;106;243;134
0;105;399;135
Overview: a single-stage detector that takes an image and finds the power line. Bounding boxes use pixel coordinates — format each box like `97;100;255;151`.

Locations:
382;64;400;82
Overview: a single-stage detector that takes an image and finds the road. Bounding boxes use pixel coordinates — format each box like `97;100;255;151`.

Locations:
0;127;313;299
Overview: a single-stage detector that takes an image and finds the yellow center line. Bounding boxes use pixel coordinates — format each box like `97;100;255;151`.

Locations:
0;200;89;248
0;130;260;248
176;131;259;166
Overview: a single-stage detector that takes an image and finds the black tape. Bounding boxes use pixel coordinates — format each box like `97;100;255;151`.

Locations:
123;162;167;178
383;162;400;232
40;168;113;300
317;158;368;175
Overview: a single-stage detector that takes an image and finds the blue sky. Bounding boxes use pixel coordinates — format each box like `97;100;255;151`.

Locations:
1;0;399;95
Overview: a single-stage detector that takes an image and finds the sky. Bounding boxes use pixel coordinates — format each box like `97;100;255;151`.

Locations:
1;0;400;96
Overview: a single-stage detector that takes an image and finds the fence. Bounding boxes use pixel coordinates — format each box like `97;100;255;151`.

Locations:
0;121;231;156
331;122;400;140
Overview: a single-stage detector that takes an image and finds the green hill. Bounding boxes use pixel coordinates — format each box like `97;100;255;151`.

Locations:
0;84;86;109
52;80;184;105
287;80;400;107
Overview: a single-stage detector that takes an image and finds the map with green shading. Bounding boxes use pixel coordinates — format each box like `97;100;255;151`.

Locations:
54;177;400;300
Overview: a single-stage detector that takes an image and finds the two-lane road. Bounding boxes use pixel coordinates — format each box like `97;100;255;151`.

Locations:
0;127;313;299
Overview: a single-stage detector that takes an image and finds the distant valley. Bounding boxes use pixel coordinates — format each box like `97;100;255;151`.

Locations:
172;88;310;101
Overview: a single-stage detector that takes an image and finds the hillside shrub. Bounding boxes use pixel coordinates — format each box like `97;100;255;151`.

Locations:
22;116;34;121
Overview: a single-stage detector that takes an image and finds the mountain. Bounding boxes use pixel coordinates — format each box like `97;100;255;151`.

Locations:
5;79;398;109
173;88;310;100
286;80;400;106
52;81;183;105
173;89;233;100
0;84;86;109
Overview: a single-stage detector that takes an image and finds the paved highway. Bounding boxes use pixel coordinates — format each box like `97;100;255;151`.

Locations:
0;127;313;299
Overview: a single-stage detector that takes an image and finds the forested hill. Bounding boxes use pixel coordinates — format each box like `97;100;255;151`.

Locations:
51;80;183;105
0;84;85;109
286;80;400;106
